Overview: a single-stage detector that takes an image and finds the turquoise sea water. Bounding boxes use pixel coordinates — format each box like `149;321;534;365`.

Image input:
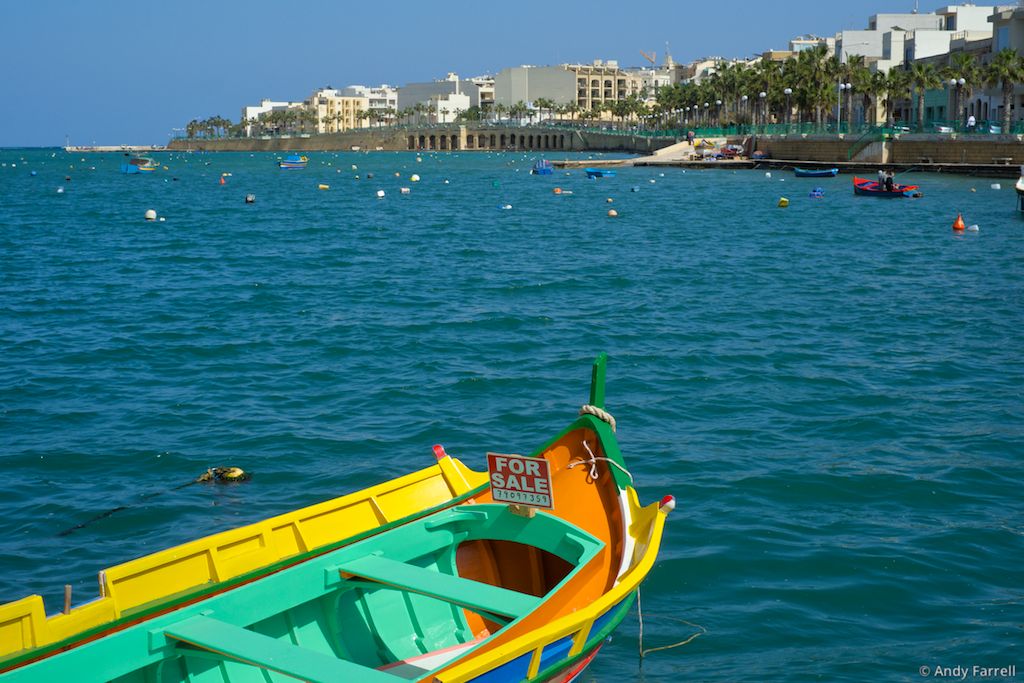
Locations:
1;149;1021;681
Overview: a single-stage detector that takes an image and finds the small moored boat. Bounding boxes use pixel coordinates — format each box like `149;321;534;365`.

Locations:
120;156;158;174
0;355;670;683
278;154;308;170
584;168;616;178
794;167;839;178
531;160;554;175
853;176;921;198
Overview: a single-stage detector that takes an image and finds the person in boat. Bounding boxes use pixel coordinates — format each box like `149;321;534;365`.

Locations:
877;169;886;186
884;170;895;192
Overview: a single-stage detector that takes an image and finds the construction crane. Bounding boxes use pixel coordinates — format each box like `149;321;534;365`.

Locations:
640;50;657;65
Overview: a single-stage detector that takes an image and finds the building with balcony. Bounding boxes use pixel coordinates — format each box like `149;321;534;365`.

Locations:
307;88;369;133
788;34;835;54
342;85;398;124
566;60;645;113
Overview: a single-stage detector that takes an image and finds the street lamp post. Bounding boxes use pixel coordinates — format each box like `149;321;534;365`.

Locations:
703;102;709;128
949;77;966;128
758;91;767;127
741;95;748;126
838;82;852;131
783;88;793;128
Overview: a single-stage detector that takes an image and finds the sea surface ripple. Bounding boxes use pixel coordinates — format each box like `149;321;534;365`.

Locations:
1;149;1021;681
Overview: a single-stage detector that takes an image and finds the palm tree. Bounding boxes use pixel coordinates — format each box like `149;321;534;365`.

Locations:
985;48;1024;132
909;62;942;130
843;54;868;128
533;97;555;123
859;71;887;127
942;52;982;127
885;69;912;127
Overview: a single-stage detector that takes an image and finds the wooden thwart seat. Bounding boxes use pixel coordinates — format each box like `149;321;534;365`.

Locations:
164;616;400;683
335;555;541;620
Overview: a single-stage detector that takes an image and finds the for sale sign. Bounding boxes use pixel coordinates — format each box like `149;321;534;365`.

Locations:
486;453;554;509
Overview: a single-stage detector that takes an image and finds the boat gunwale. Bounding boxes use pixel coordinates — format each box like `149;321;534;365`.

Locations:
0;477;488;673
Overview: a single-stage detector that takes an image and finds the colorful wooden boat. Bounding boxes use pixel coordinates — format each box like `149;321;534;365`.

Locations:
531;160;554;175
120;157;158;174
0;355;671;683
853;176;921;198
278;154;308;170
794;167;838;177
584;168;615;178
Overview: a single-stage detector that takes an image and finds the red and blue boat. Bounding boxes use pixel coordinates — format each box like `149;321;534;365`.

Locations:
853;176;921;198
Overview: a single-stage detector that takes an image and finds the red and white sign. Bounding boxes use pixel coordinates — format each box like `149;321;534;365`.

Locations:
486;453;554;509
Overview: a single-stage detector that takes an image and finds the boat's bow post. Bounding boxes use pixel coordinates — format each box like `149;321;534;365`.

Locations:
589;353;608;410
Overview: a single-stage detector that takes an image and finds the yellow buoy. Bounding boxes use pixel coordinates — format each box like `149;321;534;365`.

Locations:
606;197;614;203
318;184;329;190
778;197;789;207
410;174;421;182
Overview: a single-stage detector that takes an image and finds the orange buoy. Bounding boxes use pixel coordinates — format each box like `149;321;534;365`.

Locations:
219;176;226;185
553;187;562;195
952;213;965;231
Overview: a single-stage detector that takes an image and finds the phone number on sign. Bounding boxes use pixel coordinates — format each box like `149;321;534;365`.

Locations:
493;489;552;507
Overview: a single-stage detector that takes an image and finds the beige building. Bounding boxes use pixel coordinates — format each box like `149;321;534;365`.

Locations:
566;60;645;112
308;88;370;133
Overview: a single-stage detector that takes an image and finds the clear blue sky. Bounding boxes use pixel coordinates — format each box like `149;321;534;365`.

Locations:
1;0;955;147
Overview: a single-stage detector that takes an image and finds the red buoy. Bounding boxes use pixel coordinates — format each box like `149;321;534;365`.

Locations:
952;213;965;231
219;176;226;185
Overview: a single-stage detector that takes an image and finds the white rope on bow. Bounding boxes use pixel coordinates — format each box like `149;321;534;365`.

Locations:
568;439;633;484
579;404;616;432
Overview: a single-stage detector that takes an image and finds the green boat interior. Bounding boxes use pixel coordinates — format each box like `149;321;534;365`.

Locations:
9;505;604;683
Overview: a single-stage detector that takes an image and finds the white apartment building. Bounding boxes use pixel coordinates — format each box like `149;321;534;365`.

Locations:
342;84;398;124
241;99;304;136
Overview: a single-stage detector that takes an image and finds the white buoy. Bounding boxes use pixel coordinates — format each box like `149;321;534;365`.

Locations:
649;179;656;183
410;174;420;182
966;224;980;231
145;209;156;220
991;183;1001;190
400;187;410;194
158;217;166;222
376;189;385;198
351;164;357;170
765;172;772;178
56;186;65;194
443;179;449;184
500;203;512;210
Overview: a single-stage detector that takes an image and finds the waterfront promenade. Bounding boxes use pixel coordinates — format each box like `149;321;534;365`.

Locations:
166;124;1024;178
